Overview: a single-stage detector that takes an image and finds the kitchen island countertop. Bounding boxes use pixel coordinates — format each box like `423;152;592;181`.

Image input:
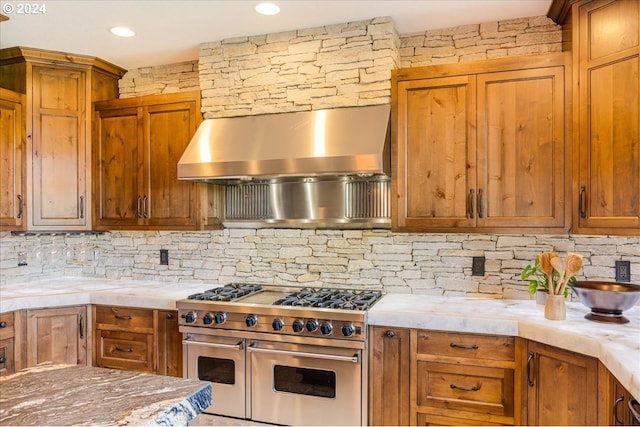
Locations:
0;363;212;426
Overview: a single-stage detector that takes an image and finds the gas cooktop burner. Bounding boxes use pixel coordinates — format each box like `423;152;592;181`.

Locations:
188;283;263;301
273;288;382;310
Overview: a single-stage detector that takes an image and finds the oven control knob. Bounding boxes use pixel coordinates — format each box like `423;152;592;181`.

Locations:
202;313;214;325
341;323;355;337
214;312;227;324
184;311;197;324
320;321;333;335
272;318;284;331
292;319;305;333
245;314;258;327
305;319;319;332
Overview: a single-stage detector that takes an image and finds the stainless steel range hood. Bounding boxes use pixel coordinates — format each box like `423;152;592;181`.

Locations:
177;104;392;228
177;104;390;181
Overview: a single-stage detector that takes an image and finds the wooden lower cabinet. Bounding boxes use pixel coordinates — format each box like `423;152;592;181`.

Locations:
412;330;521;426
0;311;18;376
26;306;88;367
157;310;182;377
598;361;638;426
92;305;181;377
524;341;598;426
369;326;411;426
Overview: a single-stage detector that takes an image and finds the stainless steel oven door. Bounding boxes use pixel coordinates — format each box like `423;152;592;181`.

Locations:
248;340;363;426
183;333;246;419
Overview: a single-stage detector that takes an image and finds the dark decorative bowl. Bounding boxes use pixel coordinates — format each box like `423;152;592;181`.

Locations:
570;281;640;324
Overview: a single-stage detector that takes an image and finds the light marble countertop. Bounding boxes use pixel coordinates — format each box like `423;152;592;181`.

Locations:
2;277;638;402
368;293;640;402
0;363;211;426
0;277;211;312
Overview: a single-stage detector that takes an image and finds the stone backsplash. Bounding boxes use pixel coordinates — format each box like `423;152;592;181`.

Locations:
1;231;638;300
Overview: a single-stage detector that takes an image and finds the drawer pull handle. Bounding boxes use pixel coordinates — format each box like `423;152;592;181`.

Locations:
0;321;7;328
115;346;134;353
114;314;132;320
450;342;478;350
450;383;480;392
527;351;535;387
614;394;625;425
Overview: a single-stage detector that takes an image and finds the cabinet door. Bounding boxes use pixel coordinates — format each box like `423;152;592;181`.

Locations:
394;76;477;230
526;341;597;426
477;66;567;229
30;66;89;228
0;88;26;230
143;101;199;228
157;310;182;377
26;306;87;367
93;107;143;228
576;0;640;233
369;326;410;426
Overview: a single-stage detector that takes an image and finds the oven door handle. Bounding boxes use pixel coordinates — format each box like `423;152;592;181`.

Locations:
247;346;360;364
182;340;244;350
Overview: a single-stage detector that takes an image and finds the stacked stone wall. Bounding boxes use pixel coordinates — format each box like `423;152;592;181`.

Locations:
119;60;200;98
2;231;638;301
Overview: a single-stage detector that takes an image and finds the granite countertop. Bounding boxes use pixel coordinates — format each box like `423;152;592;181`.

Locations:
0;363;212;426
368;293;640;402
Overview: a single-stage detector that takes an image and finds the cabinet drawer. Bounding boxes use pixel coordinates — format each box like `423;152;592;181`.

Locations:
0;312;14;340
416;411;506;426
95;329;154;373
417;361;514;417
416;331;514;362
95;306;154;331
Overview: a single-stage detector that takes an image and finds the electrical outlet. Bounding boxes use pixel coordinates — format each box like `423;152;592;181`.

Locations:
615;260;631;282
18;251;27;266
472;256;485;276
160;249;169;265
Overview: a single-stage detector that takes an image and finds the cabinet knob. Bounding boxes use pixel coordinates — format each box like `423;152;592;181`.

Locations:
0;357;5;364
166;313;174;319
0;321;7;328
385;330;396;338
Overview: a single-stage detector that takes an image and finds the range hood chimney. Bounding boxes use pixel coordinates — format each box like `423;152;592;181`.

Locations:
177;104;390;181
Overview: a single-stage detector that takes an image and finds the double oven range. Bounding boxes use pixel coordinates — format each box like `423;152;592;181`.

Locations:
176;283;382;426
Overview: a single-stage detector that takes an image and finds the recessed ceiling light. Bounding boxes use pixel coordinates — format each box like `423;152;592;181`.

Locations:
110;26;135;37
255;2;280;16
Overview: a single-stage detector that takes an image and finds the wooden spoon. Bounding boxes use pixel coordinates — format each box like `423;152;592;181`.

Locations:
558;252;583;296
538;252;558;294
550;256;567;295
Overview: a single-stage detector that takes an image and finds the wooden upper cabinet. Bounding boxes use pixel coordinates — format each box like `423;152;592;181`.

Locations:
93;92;205;230
395;75;476;230
0;88;26;230
572;0;640;234
31;66;88;227
477;67;566;229
392;53;570;233
0;47;125;230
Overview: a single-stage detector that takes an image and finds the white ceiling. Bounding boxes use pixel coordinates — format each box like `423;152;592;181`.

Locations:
0;0;553;70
